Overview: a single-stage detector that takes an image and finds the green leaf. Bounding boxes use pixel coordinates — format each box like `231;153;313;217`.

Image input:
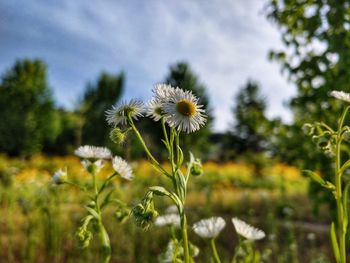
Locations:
342;182;350;232
98;173;116;194
149;186;171;197
85;206;100;220
100;189;115;210
176;145;184;167
330;222;341;263
303;170;326;185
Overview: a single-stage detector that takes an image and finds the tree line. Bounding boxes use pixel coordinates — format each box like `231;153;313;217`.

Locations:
0;59;277;162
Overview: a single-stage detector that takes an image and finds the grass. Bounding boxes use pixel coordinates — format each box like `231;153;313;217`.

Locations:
0;155;333;262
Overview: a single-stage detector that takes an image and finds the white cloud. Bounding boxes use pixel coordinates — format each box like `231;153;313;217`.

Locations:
0;0;296;131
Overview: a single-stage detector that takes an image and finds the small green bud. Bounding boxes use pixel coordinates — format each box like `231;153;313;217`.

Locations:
114;207;130;223
110;128;128;144
82;160;104;175
316;137;329;149
189;153;203;177
52;169;68;185
343;128;350;142
190;161;203;177
75;226;93;248
131;192;158;230
302;123;315;136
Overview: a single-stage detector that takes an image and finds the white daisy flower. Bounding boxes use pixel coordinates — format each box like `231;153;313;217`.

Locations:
193;217;226;239
52;169;68;184
231;217;265;240
75;145;112;160
112;156;133;180
163;88;206;133
155;213;181;227
330;90;350;103
146;98;164;121
152;83;176;102
106;99;144;126
165;205;178;214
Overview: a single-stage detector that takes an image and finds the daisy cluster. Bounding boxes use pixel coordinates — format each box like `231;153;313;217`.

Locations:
53;145;134;183
105;84;207;133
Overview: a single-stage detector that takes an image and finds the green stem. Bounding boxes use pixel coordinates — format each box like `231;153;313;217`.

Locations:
180;214;190;263
93;170;111;263
210;238;221;263
97;220;111;263
335;106;349;263
128;116;170;177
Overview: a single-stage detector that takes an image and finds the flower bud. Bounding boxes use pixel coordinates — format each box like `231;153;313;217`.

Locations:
82;159;104;174
110;128;128;144
343;129;350;142
131;192;158;230
52;169;68;185
75;226;93;248
302;123;314;136
190;161;203;177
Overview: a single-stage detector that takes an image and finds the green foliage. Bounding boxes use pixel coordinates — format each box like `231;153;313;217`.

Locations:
231;80;271;153
80;72;124;149
266;0;350;213
0;59;59;156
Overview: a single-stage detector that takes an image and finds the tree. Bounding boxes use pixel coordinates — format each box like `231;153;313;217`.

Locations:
226;80;275;176
0;59;59;156
80;72;124;149
231;80;270;153
266;0;350;213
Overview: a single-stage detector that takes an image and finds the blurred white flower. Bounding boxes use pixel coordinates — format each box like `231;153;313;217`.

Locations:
232;217;265;240
155;214;181;227
146;98;164;121
112;156;133;180
165;205;178;214
52;169;67;184
106;99;144;126
152;83;176;102
163;88;206;133
75;145;112;160
330;90;350;103
193;217;226;239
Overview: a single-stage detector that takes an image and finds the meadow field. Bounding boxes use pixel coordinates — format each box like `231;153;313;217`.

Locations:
0;155;333;263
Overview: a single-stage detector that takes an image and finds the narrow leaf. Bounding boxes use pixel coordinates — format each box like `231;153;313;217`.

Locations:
85;206;100;220
149;186;171;197
100;189;115;210
303;170;326;185
330;222;341;263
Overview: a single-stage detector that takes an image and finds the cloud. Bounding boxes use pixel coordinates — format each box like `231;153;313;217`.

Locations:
0;0;295;131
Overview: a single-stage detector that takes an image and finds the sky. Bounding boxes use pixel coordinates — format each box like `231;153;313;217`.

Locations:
0;0;296;132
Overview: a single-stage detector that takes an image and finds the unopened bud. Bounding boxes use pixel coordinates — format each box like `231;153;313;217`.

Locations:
52;169;68;185
110;128;128;144
302;123;314;136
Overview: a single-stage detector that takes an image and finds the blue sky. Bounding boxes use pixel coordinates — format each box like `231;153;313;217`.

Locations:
0;0;295;131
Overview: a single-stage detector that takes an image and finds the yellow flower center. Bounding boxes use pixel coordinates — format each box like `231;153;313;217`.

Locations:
176;100;196;117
